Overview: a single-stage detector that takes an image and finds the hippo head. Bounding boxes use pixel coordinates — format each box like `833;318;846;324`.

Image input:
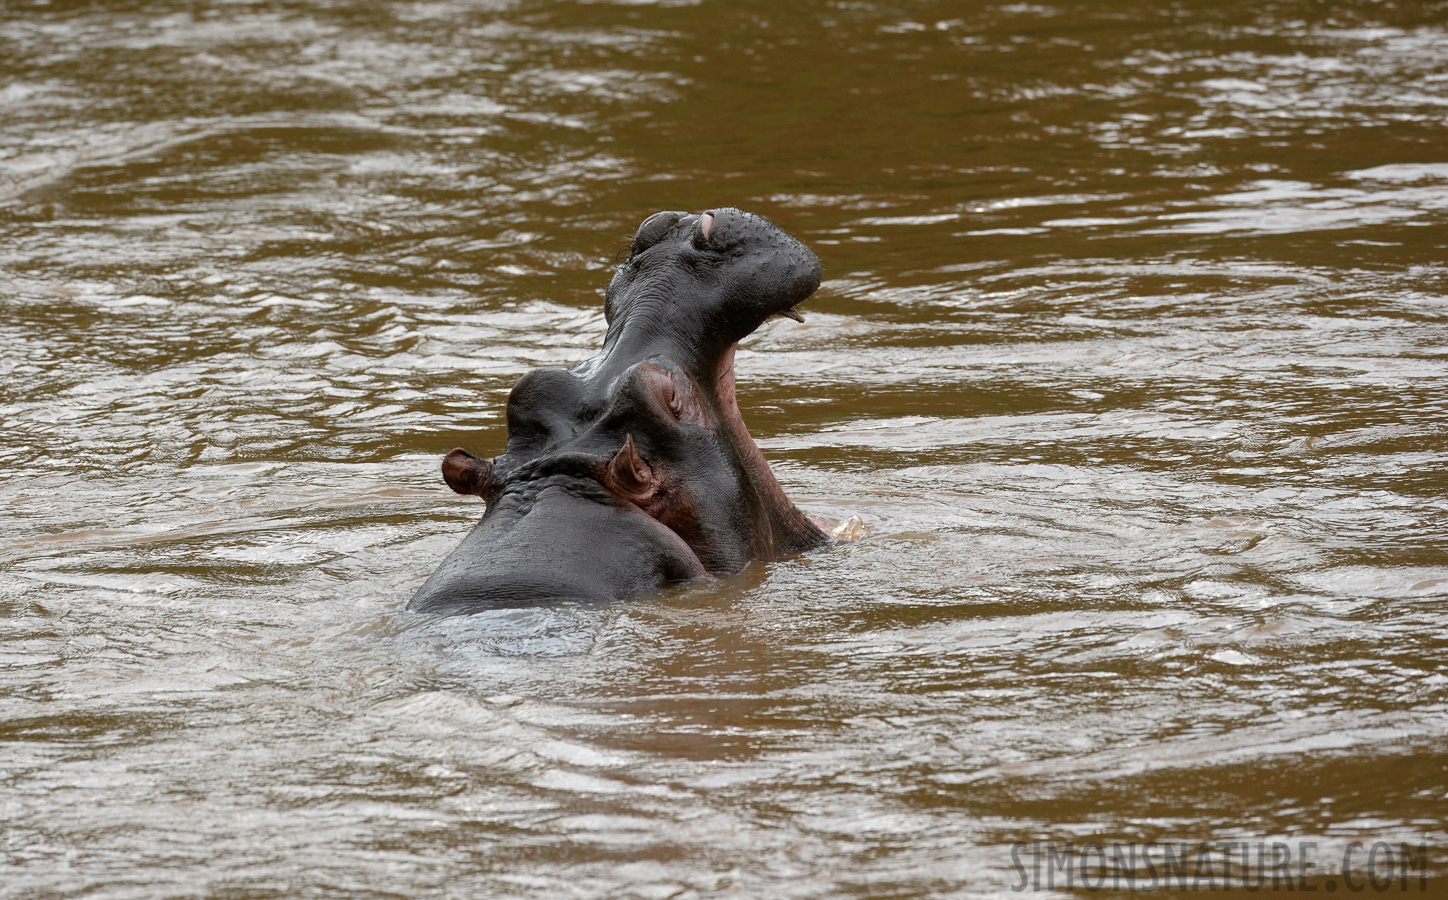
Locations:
407;208;828;614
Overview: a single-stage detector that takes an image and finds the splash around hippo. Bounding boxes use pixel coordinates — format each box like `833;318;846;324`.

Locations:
408;208;838;615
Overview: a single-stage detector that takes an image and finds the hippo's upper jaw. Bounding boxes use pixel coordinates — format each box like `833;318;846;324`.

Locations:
407;208;827;615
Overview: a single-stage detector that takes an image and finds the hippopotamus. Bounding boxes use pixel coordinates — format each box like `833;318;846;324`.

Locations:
408;207;832;614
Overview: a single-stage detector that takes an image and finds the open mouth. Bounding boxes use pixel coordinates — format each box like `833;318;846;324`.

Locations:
412;207;827;613
713;341;769;494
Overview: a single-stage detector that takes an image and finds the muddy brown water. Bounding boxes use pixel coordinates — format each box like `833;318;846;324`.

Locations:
2;1;1446;897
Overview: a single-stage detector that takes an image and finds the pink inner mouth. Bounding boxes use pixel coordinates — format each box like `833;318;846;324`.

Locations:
714;344;760;476
700;211;714;240
713;342;805;540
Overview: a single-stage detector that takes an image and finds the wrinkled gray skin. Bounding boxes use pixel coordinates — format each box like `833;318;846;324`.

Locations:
408;208;828;615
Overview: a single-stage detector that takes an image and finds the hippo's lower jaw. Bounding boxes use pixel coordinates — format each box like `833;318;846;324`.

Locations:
407;207;828;615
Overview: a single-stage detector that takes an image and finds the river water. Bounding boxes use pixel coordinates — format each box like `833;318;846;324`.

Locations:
2;1;1446;897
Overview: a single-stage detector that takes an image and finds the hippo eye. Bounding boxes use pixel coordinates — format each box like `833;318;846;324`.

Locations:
630;210;684;257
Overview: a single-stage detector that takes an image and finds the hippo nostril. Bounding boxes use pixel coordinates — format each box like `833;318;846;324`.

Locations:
632;210;683;256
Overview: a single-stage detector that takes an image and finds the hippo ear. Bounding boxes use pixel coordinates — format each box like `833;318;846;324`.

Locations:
605;433;657;503
442;448;493;498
